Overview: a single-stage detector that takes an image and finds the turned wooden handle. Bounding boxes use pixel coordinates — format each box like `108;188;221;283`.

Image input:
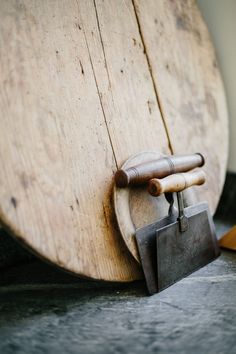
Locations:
115;153;204;187
148;170;206;197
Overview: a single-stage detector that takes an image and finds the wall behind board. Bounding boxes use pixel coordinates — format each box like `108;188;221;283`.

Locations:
198;0;236;173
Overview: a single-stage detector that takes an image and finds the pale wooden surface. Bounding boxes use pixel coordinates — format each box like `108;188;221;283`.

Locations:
134;0;228;212
0;0;228;281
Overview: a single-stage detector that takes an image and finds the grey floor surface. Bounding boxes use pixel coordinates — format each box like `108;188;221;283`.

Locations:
0;173;236;354
0;230;236;354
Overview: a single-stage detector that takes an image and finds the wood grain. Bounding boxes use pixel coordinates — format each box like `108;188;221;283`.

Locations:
0;0;170;280
133;0;229;213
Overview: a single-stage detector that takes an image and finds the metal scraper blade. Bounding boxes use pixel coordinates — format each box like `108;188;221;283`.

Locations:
156;204;220;292
136;202;219;295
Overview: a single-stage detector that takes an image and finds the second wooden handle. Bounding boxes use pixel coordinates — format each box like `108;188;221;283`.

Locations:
148;170;206;197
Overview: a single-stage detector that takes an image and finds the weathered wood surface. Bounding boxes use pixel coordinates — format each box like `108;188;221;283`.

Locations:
0;0;228;280
134;0;228;212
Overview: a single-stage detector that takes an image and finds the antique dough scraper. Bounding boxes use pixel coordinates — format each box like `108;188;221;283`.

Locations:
114;152;205;266
114;153;219;294
143;171;220;293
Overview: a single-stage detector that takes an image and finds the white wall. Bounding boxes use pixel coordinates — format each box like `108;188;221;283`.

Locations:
198;0;236;172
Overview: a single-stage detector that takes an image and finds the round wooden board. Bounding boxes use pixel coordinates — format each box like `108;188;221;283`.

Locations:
0;0;228;281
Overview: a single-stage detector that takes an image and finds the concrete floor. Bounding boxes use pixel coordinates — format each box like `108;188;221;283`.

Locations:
0;173;236;354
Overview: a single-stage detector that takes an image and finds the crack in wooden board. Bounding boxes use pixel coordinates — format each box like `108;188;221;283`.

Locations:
133;0;228;213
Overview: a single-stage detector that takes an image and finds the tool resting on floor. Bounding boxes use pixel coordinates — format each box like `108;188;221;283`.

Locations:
112;152;220;295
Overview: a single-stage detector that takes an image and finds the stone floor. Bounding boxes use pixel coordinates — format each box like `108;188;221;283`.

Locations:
0;173;236;354
0;248;236;354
